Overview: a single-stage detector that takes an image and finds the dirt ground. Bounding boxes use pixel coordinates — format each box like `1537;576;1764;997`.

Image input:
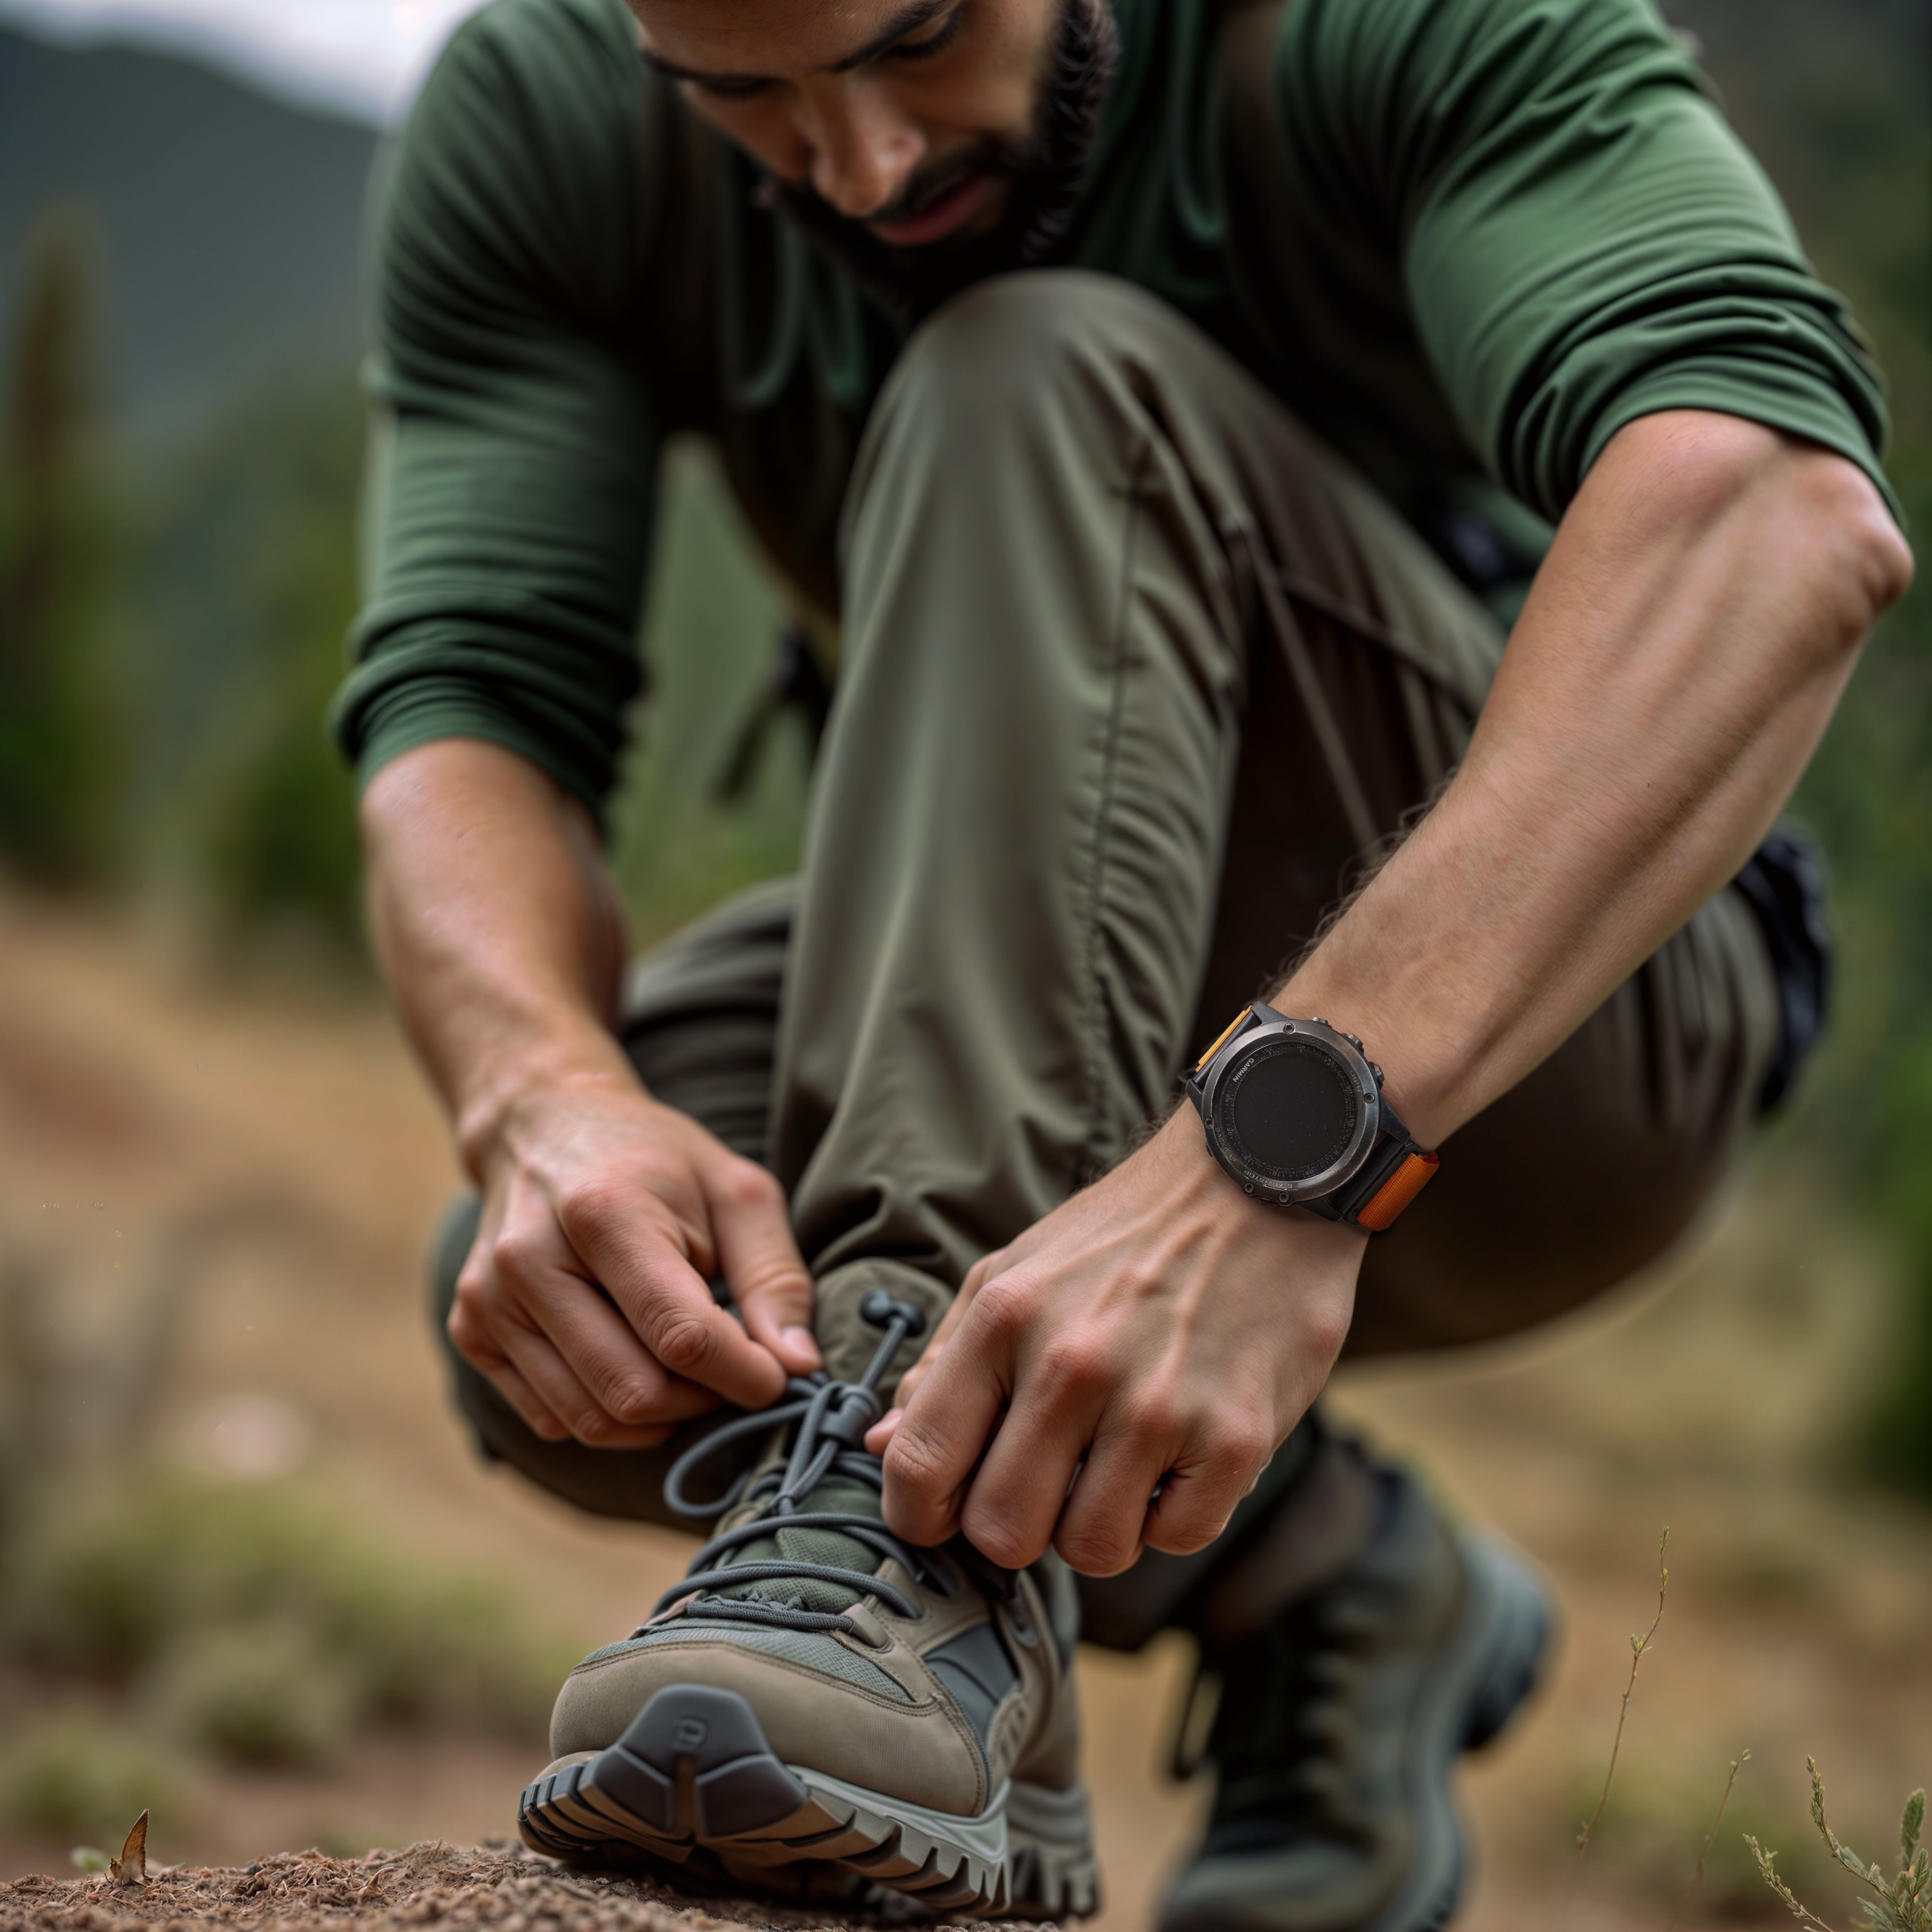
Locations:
0;1840;1054;1932
2;887;1928;1931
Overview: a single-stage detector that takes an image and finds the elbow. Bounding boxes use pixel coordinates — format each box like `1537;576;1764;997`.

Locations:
1612;415;1912;655
1847;489;1913;635
1797;451;1913;659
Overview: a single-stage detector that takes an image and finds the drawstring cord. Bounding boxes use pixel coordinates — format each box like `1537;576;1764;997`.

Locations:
639;1294;960;1636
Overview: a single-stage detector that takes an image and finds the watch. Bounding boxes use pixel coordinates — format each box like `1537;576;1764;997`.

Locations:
1181;1002;1439;1232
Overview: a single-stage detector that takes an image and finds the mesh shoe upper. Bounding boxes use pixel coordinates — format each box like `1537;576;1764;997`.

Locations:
547;1296;1082;1820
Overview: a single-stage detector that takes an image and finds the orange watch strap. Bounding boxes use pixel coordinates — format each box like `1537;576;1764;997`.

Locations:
1353;1149;1440;1232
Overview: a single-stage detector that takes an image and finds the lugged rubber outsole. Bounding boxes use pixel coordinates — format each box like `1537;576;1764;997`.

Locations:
518;1683;1099;1918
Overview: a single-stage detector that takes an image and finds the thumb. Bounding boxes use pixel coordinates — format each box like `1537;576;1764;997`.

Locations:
708;1166;821;1379
865;1266;980;1451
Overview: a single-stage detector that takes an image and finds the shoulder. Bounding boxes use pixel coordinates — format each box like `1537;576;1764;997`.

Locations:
426;0;642;114
381;0;655;328
1268;0;1704;164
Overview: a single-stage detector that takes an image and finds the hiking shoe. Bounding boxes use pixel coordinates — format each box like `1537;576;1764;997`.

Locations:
518;1293;1096;1917
1158;1444;1553;1932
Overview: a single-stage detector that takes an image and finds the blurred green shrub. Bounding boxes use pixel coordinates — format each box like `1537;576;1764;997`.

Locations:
152;1620;355;1770
0;1709;185;1841
0;208;124;885
5;1478;574;1765
130;379;366;954
1751;1764;1930;1932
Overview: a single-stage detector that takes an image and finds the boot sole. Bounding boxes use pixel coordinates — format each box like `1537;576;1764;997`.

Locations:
517;1682;1099;1918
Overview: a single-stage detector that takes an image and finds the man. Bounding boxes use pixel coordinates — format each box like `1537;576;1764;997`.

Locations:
334;0;1910;1922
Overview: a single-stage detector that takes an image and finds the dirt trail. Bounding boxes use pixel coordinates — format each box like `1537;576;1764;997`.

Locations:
2;888;1928;1931
0;1841;1050;1932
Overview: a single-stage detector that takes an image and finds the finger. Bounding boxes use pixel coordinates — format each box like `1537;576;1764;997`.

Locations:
880;1273;1024;1547
862;1406;905;1455
702;1155;820;1376
1052;1428;1175;1577
1140;1427;1271;1558
956;1358;1104;1570
489;1360;574;1443
868;1254;991;1444
522;1265;725;1429
450;1255;571;1442
497;1312;682;1449
454;1304;573;1443
566;1195;790;1411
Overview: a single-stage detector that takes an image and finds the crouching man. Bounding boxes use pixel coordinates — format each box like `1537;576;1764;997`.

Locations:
334;0;1909;1921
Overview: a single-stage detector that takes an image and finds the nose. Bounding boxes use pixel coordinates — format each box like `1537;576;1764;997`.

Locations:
799;81;924;218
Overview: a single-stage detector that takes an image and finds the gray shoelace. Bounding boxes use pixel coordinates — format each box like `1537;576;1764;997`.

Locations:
642;1293;958;1637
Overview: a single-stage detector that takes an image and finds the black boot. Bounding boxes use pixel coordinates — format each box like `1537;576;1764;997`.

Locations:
1158;1427;1553;1932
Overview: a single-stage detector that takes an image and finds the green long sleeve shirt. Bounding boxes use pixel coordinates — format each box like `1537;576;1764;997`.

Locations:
332;0;1893;817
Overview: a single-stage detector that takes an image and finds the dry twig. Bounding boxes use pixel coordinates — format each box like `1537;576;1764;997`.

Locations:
1667;1750;1749;1929
1565;1529;1669;1928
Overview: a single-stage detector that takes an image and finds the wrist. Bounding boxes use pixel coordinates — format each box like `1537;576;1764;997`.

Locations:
453;1013;643;1182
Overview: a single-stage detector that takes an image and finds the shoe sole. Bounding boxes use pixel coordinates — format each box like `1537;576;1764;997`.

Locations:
1363;1533;1555;1932
517;1682;1099;1918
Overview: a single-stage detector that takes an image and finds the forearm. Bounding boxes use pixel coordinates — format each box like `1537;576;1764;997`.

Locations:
1279;411;1912;1148
359;737;634;1179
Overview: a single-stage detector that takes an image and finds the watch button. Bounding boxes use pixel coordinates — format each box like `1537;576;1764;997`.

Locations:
1342;1033;1363;1050
1368;1062;1385;1086
1308;1016;1329;1028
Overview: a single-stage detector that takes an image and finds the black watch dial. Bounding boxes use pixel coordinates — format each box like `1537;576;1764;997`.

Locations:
1219;1039;1362;1184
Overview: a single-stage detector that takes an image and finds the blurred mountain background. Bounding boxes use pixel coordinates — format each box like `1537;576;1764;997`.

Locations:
0;2;1927;1920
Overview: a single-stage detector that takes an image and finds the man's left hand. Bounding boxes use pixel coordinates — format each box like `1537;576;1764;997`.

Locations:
865;1110;1363;1576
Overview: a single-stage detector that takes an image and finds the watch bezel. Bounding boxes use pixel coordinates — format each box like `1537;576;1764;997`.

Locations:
1197;1016;1383;1205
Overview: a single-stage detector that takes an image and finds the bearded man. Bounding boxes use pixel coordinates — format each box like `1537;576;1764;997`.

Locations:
333;0;1911;1923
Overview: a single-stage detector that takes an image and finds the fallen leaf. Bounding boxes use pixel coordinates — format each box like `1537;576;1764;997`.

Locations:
110;1809;149;1888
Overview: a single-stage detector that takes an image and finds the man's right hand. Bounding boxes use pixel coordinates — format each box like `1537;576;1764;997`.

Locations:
359;739;821;1450
453;1072;822;1446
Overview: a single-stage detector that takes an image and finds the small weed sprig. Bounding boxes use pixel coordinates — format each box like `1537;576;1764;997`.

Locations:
1749;1761;1930;1932
1575;1531;1670;1870
1667;1749;1750;1930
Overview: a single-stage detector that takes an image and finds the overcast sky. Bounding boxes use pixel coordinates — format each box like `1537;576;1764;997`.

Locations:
0;0;488;119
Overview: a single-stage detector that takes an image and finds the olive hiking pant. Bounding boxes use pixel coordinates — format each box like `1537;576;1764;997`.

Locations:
433;272;1779;1647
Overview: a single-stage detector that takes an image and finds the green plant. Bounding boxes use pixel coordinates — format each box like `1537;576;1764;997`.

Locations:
152;1619;356;1770
1751;1762;1930;1931
0;206;124;884
6;1477;572;1749
0;1710;185;1841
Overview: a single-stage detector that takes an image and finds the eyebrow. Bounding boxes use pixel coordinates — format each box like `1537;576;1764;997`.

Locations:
641;0;956;86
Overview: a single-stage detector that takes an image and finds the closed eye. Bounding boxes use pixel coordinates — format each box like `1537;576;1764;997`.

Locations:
880;6;965;62
688;72;776;101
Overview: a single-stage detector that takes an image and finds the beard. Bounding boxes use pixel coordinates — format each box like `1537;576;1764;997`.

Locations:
768;0;1121;327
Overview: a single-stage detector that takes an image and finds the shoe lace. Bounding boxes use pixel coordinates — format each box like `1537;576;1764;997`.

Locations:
642;1293;959;1638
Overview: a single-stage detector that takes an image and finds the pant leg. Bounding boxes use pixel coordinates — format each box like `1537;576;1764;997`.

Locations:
431;268;1778;1636
772;266;1777;1390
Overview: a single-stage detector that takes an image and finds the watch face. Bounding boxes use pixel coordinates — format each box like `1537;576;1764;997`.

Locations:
1217;1039;1362;1184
